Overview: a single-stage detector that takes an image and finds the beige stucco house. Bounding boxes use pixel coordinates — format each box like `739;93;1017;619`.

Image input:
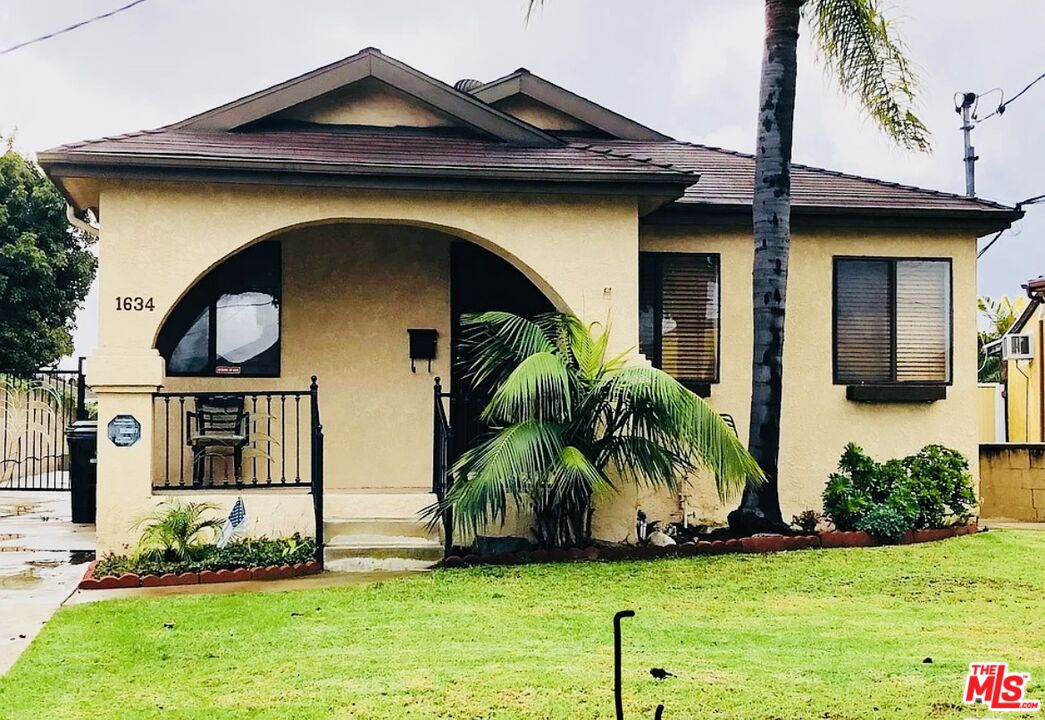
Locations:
39;49;1020;560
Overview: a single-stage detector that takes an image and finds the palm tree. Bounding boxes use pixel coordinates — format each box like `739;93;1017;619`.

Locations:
424;312;762;548
528;0;930;533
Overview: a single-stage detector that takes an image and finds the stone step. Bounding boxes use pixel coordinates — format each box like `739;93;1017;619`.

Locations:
324;517;439;540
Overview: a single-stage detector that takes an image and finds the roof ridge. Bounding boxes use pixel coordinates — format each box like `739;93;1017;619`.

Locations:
671;139;1013;211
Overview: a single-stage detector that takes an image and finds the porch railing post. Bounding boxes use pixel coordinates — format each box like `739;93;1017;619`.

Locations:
309;375;324;570
433;377;454;557
75;356;87;421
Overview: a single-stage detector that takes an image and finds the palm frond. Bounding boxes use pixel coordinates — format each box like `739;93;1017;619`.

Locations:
604;366;764;501
549;445;615;504
458;312;555;389
804;0;930;151
481;351;572;423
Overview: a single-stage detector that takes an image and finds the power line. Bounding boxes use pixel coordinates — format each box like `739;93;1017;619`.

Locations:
974;72;1045;123
0;0;152;57
977;193;1045;259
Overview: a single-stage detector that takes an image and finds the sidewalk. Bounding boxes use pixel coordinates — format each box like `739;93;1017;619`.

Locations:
0;492;95;675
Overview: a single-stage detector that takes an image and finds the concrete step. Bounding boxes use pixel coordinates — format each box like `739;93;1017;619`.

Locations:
322;491;435;520
324;517;439;540
324;533;443;563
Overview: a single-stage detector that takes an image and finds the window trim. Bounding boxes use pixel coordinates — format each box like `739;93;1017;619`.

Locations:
832;255;953;387
639;251;722;387
161;242;283;378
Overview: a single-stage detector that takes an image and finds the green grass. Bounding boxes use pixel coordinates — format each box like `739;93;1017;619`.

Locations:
2;531;1044;719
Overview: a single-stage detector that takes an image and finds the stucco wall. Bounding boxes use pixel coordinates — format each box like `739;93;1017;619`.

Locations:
636;226;980;526
88;180;641;551
1003;315;1043;443
978;384;1002;442
980;444;1045;520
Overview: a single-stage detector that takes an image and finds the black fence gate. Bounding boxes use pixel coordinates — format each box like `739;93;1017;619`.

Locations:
0;358;87;491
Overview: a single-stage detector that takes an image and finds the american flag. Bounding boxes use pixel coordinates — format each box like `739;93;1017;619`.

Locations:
217;497;248;548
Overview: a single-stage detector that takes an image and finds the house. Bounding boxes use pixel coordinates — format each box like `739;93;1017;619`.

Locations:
38;49;1021;558
978;279;1045;522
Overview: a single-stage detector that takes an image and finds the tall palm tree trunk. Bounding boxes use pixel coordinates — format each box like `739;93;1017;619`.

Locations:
729;0;804;534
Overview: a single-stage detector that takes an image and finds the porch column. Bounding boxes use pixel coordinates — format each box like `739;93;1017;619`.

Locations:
87;348;164;554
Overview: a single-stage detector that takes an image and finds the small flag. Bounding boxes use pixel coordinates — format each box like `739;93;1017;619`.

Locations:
217;497;249;548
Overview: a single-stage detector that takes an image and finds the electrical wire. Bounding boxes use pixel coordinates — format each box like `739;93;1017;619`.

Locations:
0;0;152;56
976;72;1045;123
977;193;1045;259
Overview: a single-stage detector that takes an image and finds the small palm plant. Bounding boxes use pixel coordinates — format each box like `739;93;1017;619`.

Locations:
134;499;224;562
425;312;763;548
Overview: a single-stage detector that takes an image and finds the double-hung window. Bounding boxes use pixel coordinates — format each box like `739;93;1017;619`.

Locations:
639;253;720;392
833;257;952;386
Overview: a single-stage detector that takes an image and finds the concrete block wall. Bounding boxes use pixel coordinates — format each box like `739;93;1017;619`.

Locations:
979;444;1045;521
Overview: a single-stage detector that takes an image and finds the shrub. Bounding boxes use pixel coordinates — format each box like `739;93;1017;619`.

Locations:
133;499;223;563
855;502;913;542
95;533;315;577
822;443;976;533
791;510;821;534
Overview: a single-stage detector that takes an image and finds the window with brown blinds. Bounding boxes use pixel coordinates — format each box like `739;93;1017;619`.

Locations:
833;257;951;385
639;253;720;386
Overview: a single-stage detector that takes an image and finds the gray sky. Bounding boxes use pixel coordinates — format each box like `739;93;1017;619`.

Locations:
2;0;1043;366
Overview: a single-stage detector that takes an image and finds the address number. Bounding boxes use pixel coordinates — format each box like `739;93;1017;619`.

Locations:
115;296;155;312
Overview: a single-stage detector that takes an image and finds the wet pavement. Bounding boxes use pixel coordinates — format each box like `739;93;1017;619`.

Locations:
0;492;95;675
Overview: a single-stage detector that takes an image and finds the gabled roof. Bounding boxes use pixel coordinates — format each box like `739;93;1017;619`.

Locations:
169;47;561;147
470;69;671;142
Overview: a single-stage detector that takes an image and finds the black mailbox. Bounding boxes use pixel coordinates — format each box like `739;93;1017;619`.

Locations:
408;328;438;372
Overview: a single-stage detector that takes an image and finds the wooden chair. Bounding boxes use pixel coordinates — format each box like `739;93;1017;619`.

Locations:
186;395;249;486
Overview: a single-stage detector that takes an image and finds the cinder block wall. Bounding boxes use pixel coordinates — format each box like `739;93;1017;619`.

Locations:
979;444;1045;521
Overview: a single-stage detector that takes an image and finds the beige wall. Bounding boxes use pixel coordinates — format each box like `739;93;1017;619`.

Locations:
88;180;641;551
636;226;980;526
274;77;457;127
980;444;1045;520
1003;314;1044;443
978;384;1002;442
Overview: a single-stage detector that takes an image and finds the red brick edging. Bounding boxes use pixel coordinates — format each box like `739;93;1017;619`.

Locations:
438;522;980;569
79;560;322;590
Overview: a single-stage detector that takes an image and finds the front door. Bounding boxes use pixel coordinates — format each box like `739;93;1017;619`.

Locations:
449;243;554;456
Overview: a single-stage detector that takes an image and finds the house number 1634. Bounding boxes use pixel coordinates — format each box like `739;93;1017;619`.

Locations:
115;296;155;311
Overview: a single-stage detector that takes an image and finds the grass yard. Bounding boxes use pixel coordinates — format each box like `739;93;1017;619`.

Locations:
1;531;1044;719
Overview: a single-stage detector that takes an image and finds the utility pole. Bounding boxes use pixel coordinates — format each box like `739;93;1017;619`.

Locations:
958;92;978;197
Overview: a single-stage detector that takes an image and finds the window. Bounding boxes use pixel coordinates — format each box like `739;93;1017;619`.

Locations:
639;253;720;389
834;257;951;385
159;241;281;377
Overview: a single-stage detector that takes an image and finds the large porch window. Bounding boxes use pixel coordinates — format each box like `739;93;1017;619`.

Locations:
158;241;282;377
638;252;720;392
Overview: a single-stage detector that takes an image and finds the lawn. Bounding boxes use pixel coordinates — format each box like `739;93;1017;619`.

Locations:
1;531;1043;720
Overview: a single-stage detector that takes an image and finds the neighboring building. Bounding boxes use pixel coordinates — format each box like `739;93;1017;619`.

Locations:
38;49;1021;556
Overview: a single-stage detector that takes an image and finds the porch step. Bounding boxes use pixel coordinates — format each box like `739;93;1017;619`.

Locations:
324;517;439;540
325;534;443;561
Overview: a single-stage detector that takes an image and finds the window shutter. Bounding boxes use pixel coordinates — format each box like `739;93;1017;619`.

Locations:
659;255;719;382
895;260;950;381
835;260;892;383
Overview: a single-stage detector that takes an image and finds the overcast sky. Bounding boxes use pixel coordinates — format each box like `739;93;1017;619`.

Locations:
2;0;1043;366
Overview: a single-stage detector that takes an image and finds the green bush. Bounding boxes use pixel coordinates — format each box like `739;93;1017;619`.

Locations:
95;533;315;577
855;502;913;542
822;443;975;536
791;509;822;534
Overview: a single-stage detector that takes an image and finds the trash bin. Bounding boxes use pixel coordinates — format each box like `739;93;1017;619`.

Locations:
66;420;98;524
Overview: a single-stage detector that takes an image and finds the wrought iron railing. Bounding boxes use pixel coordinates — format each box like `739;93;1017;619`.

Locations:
153;386;318;489
0;358;87;491
432;377;454;556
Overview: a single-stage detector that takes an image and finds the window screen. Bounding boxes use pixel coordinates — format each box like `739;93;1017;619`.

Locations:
639;253;719;385
834;257;951;384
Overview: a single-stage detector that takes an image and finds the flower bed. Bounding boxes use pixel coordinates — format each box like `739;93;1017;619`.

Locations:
80;534;320;590
437;522;979;568
79;559;321;590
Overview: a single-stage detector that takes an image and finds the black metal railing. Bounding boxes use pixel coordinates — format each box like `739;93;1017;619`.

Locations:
153;387;316;489
433;377;454;556
0;358;88;491
309;377;325;569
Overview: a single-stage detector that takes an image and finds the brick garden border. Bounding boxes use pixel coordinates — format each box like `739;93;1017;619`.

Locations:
437;523;980;568
78;559;322;590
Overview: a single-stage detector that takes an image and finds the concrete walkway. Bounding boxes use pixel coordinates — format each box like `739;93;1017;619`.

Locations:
983;519;1045;531
0;492;94;675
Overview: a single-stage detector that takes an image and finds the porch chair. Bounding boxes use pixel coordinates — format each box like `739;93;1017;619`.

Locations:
186;395;250;486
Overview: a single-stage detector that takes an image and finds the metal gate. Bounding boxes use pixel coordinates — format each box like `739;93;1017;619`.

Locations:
0;358;87;491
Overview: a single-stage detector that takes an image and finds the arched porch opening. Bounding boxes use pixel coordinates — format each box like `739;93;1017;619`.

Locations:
153;220;557;492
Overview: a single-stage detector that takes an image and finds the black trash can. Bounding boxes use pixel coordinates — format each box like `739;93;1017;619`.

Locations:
66;420;98;524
